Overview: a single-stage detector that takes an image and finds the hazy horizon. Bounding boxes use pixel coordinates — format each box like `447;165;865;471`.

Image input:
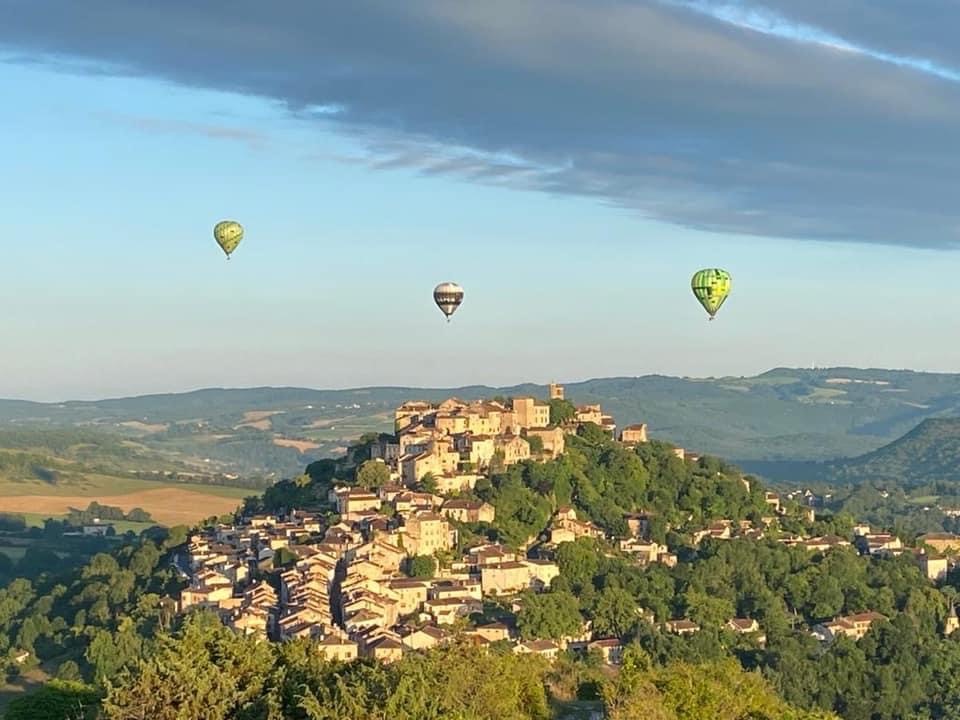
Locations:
2;363;952;405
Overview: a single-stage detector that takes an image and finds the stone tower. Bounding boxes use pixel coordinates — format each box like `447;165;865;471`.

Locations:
549;383;564;401
946;605;959;637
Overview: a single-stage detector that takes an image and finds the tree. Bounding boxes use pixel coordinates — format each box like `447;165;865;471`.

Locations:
684;589;736;628
86;623;143;683
274;546;300;568
592;587;638;638
350;432;381;464
407;555;437;579
489;451;506;476
418;473;439;494
556;538;601;591
527;435;545;454
517;591;584;640
808;576;844;620
55;660;82;682
549;399;576;426
577;423;613;446
125;508;152;523
100;612;276;720
602;659;840;720
103;619;552;720
356;460;391;490
4;680;101;720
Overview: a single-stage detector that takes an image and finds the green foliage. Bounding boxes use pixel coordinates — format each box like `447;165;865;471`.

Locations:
355;459;390;489
549;399;576;427
56;659;82;681
406;555;437;579
417;473;439;494
66;501;154;525
828;418;960;487
101;612;276;720
592;587;640;638
603;658;840;720
273;546;300;568
0;513;26;532
100;614;551;720
3;679;102;720
0;527;182;688
517;591;583;640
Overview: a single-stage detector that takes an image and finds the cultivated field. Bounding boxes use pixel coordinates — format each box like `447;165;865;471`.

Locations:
0;476;251;526
272;437;321;452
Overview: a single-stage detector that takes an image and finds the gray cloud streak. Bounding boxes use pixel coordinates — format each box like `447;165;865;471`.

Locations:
2;0;959;247
99;113;269;150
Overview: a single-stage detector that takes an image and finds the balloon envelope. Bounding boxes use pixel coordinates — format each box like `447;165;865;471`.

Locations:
214;220;244;258
433;282;464;320
691;268;732;319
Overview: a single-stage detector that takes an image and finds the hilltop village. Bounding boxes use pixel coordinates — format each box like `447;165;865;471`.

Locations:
176;385;960;665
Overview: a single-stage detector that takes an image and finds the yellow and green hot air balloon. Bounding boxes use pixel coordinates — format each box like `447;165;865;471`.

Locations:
213;220;244;259
691;268;732;320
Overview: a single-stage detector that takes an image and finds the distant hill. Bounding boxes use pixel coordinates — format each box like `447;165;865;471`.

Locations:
744;417;960;487
7;367;960;475
830;418;960;486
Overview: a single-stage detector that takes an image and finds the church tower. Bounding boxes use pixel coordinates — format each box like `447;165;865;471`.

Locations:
945;604;959;637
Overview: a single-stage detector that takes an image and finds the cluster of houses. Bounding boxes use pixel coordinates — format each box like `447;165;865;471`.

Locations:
369;384;629;491
177;494;563;662
173;387;960;666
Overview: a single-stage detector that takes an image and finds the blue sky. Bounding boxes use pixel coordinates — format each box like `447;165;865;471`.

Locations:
1;1;959;400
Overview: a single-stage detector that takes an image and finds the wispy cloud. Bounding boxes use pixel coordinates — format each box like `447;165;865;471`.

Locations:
664;0;960;83
100;113;268;150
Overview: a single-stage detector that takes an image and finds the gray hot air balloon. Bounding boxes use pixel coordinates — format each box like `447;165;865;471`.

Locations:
433;282;464;322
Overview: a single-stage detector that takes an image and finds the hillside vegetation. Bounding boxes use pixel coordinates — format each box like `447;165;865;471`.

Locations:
8;368;960;476
749;418;960;489
827;418;960;486
3;427;960;718
0;430;252;527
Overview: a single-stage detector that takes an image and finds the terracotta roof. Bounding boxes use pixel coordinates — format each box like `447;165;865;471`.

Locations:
486;561;526;570
443;500;482;510
522;640;559;652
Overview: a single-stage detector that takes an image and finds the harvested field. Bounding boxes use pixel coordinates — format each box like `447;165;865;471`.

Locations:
0;487;244;526
119;421;169;433
242;410;283;422
273;437;320;452
236;419;272;431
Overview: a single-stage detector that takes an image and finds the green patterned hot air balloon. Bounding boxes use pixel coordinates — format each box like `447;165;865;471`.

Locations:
213;220;244;259
691;268;732;320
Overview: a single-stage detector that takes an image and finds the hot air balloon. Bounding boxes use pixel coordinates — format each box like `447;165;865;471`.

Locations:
433;282;464;322
214;220;244;259
691;268;732;320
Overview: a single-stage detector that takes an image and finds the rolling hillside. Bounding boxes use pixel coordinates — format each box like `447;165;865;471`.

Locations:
743;417;960;488
832;418;960;487
5;367;960;475
0;429;253;526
